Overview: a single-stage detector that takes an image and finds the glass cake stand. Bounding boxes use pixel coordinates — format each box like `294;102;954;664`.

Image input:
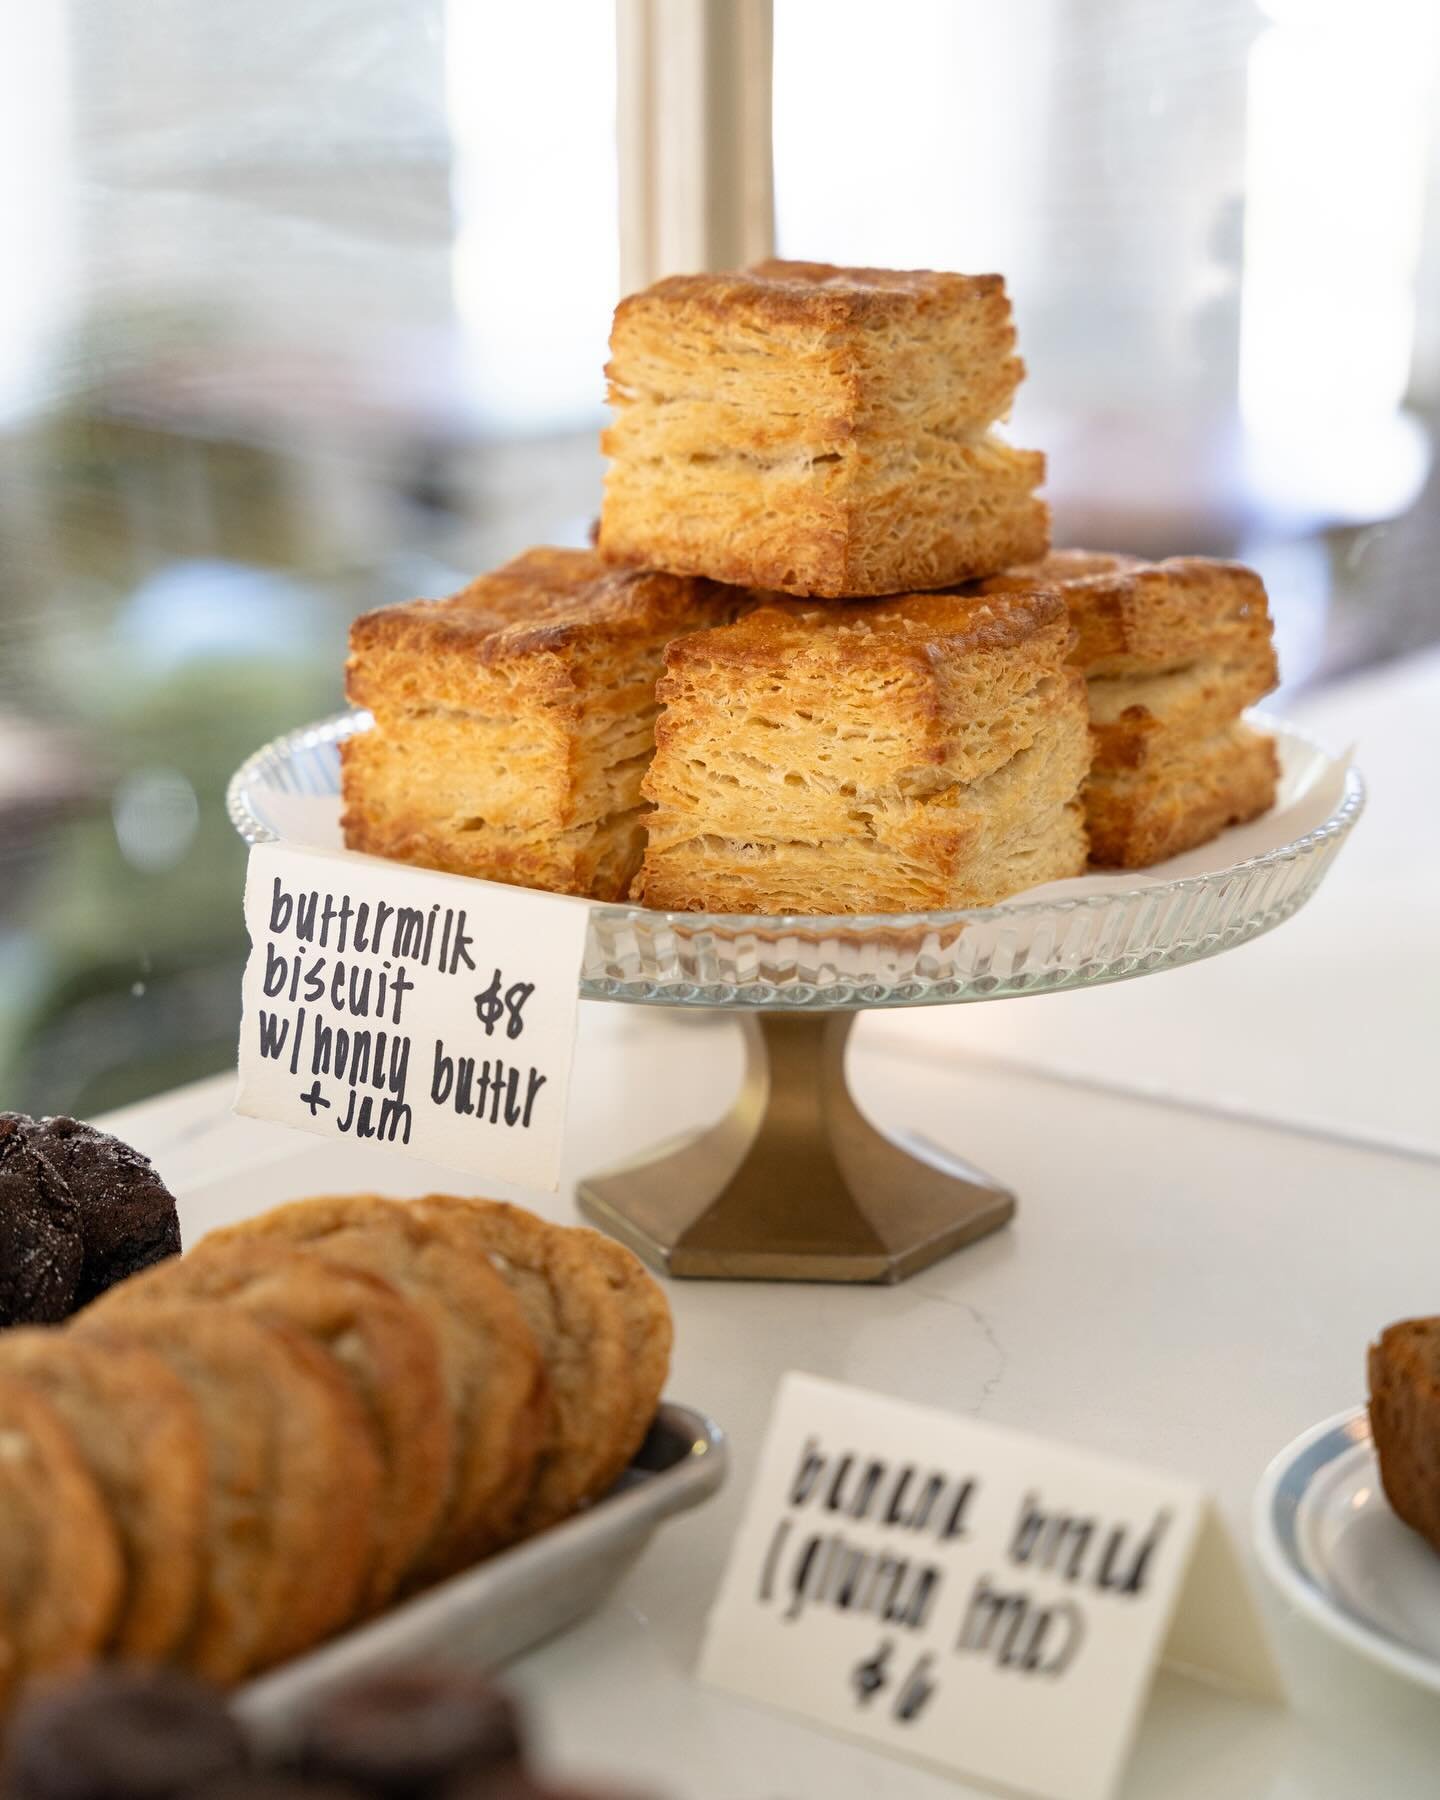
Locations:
230;711;1363;1284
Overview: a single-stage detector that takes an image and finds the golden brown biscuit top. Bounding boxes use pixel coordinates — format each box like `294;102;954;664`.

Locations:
975;549;1274;675
667;584;1066;673
989;550;1144;587
979;549;1262;606
349;547;723;670
615;259;1010;332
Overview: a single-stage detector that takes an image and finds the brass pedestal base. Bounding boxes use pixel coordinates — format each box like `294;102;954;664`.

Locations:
576;1012;1015;1284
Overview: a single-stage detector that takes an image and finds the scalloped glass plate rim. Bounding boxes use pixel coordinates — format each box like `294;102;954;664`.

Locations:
227;707;1363;934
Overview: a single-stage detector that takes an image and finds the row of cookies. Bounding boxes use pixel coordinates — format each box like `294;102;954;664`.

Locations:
0;1194;671;1708
341;261;1279;912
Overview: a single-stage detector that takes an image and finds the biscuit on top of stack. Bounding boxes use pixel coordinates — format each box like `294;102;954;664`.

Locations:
343;260;1278;912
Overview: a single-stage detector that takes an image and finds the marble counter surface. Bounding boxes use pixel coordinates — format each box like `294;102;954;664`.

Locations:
96;648;1440;1799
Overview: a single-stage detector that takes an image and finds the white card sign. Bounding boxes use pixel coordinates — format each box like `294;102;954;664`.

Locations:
701;1374;1283;1800
235;843;590;1191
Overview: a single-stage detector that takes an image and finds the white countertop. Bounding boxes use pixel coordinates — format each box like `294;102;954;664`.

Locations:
100;651;1440;1800
869;649;1440;1164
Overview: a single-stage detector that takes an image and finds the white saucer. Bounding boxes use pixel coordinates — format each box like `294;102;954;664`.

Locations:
1254;1406;1440;1693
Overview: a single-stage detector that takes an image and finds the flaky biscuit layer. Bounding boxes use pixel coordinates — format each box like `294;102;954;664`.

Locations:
977;550;1278;680
342;548;745;900
1085;722;1279;868
634;585;1090;913
600;259;1048;596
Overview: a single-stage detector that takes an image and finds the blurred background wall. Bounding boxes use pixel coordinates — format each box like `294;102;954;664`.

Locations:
0;0;1436;1113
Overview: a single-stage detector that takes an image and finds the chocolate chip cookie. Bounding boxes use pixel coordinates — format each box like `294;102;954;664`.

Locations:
197;1196;548;1579
91;1242;452;1610
0;1331;208;1661
72;1305;380;1681
0;1374;123;1686
566;1226;673;1493
406;1199;642;1532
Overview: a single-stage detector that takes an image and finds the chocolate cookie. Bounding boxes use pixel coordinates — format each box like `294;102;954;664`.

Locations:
0;1374;123;1686
198;1196;548;1580
407;1199;637;1532
0;1332;208;1661
2;1115;181;1306
1;1667;249;1800
0;1120;83;1326
92;1242;452;1611
72;1305;380;1681
296;1667;522;1794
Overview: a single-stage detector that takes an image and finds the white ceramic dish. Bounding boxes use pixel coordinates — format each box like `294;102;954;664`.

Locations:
1253;1406;1440;1694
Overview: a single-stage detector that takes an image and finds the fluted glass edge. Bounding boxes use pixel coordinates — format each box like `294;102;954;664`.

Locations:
228;711;1363;1011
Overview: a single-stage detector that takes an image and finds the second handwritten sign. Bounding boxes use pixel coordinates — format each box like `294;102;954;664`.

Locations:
701;1374;1282;1800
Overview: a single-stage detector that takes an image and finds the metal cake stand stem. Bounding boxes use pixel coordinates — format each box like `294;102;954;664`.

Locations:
576;1010;1014;1284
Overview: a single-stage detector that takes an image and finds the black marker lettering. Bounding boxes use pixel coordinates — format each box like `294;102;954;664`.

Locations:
269;877;292;933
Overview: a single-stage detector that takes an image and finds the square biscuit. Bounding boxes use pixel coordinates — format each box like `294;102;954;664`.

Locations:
633;585;1090;915
1085;650;1277;775
977;550;1278;681
977;550;1280;862
1085;723;1280;868
599;260;1049;598
342;548;744;900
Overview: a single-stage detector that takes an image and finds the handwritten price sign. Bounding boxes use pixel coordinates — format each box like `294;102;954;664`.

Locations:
236;844;590;1191
702;1375;1282;1800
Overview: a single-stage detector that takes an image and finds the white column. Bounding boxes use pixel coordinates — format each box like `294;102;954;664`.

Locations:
617;0;775;294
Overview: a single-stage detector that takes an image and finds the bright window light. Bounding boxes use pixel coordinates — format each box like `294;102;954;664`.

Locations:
772;0;1046;279
445;1;618;436
1245;2;1432;439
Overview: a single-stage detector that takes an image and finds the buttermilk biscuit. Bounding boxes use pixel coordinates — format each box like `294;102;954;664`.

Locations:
73;1306;380;1681
633;586;1090;915
977;551;1280;866
342;548;746;900
197;1196;549;1578
407;1198;645;1532
0;1374;123;1687
599;260;1048;597
979;551;1276;680
1084;722;1279;867
89;1242;453;1612
0;1332;208;1663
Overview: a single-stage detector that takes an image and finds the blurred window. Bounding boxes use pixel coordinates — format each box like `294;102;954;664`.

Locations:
447;0;618;434
0;0;616;1113
773;0;1440;688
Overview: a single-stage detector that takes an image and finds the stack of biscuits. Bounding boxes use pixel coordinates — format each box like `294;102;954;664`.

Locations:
342;260;1279;911
976;551;1280;867
0;1194;670;1710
